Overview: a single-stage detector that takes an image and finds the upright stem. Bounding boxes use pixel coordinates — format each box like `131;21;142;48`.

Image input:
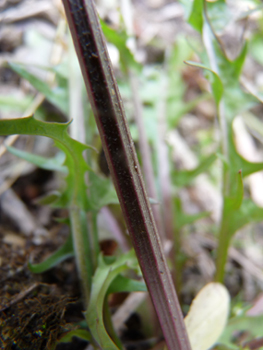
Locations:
62;1;191;349
87;211;100;270
68;34;94;304
203;3;230;282
215;223;229;283
70;207;92;307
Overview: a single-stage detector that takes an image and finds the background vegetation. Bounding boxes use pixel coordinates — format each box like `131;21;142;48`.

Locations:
1;0;263;349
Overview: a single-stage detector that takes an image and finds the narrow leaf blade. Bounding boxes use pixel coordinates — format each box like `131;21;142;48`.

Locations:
29;234;74;273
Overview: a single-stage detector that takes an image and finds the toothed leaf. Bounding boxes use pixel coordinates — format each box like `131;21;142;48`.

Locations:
0;116;92;210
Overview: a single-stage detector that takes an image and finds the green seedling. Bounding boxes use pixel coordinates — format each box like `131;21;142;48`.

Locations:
185;0;263;282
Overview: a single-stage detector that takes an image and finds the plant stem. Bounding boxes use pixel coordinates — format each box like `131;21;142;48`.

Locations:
68;35;95;300
215;107;230;282
70;207;92;307
87;211;100;270
203;2;230;282
215;221;229;283
62;1;191;349
103;300;123;350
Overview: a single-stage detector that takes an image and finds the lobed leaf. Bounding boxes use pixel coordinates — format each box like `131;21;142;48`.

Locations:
228;198;263;236
216;174;263;281
0;116;91;210
188;0;255;123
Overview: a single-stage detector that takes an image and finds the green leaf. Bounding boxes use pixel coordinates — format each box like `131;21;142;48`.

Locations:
202;6;246;84
224;170;243;213
173;197;210;231
0;94;33;112
219;314;263;349
220;171;244;239
9;62;69;115
58;329;92;343
85;250;140;350
29;234;74;273
0;116;92;210
185;61;223;107
6;146;67;173
172;153;217;187
201;9;255;121
34;191;62;205
186;0;262;284
0;117;96;289
216;174;263;280
216;171;244;283
100;20;141;73
187;0;256;123
216;171;263;281
188;0;203;33
228;198;263;235
108;275;147;294
227;124;263;190
230;131;263;178
196;0;258;194
89;172;119;210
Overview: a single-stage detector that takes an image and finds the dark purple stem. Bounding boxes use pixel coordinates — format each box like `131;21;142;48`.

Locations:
62;1;191;349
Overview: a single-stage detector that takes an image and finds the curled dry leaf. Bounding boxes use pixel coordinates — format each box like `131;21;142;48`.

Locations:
185;282;230;350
